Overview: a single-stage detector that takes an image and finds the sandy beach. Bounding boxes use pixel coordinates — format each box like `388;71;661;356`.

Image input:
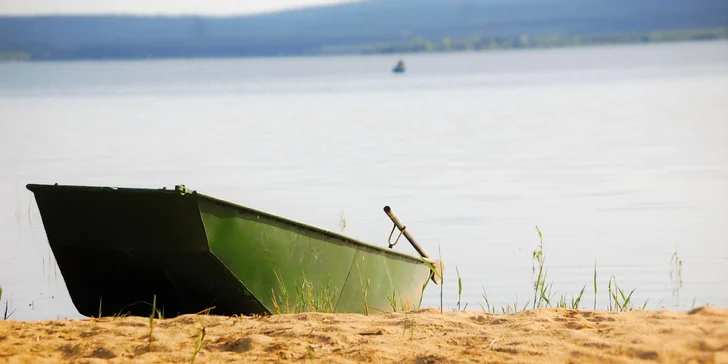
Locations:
0;306;726;363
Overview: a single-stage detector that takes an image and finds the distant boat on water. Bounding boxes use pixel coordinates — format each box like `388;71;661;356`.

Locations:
393;59;406;73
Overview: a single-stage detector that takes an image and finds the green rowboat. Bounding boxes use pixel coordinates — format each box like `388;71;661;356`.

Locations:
27;183;442;318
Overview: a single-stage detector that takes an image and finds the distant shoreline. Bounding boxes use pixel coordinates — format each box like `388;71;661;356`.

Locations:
1;27;726;63
351;27;728;55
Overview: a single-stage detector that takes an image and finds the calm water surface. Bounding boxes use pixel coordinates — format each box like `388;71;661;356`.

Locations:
1;41;727;320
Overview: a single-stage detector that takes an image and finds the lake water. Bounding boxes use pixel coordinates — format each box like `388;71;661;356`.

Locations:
1;41;727;320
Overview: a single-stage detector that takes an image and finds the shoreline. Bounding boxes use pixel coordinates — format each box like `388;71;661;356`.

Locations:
1;33;726;63
1;306;726;363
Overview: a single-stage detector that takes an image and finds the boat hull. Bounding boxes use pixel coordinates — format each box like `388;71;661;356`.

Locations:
27;184;433;317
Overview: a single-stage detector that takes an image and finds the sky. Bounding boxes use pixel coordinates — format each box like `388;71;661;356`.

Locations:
0;0;359;16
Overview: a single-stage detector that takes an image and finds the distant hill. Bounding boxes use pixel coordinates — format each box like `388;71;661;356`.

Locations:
1;0;727;60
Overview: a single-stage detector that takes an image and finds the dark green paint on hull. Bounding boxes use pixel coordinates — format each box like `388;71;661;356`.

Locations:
27;184;434;318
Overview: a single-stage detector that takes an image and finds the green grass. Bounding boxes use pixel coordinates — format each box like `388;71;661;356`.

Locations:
466;226;647;314
386;289;415;312
593;262;598;310
147;294;163;352
454;265;467;311
1;284;15;320
400;315;416;341
608;276;636;312
3;303;16;320
262;224;669;316
438;245;443;314
421;255;445;313
190;324;207;364
51;227;688;320
148;294;156;352
387;289;398;312
531;226;553;308
357;263;371;316
556;285;586;310
271;270;339;315
307;345;314;361
479;287;493;313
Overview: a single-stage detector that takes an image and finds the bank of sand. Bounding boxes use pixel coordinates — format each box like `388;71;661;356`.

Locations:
0;306;726;363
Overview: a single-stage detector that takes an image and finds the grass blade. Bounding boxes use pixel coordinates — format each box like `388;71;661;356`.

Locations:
593;262;597;310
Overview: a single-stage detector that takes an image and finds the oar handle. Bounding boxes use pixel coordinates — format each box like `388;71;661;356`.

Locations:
383;206;431;259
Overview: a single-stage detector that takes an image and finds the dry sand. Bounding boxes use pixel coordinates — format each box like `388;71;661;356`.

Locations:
0;306;726;363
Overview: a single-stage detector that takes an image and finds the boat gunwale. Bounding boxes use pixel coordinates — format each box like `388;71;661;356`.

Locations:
26;183;430;265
